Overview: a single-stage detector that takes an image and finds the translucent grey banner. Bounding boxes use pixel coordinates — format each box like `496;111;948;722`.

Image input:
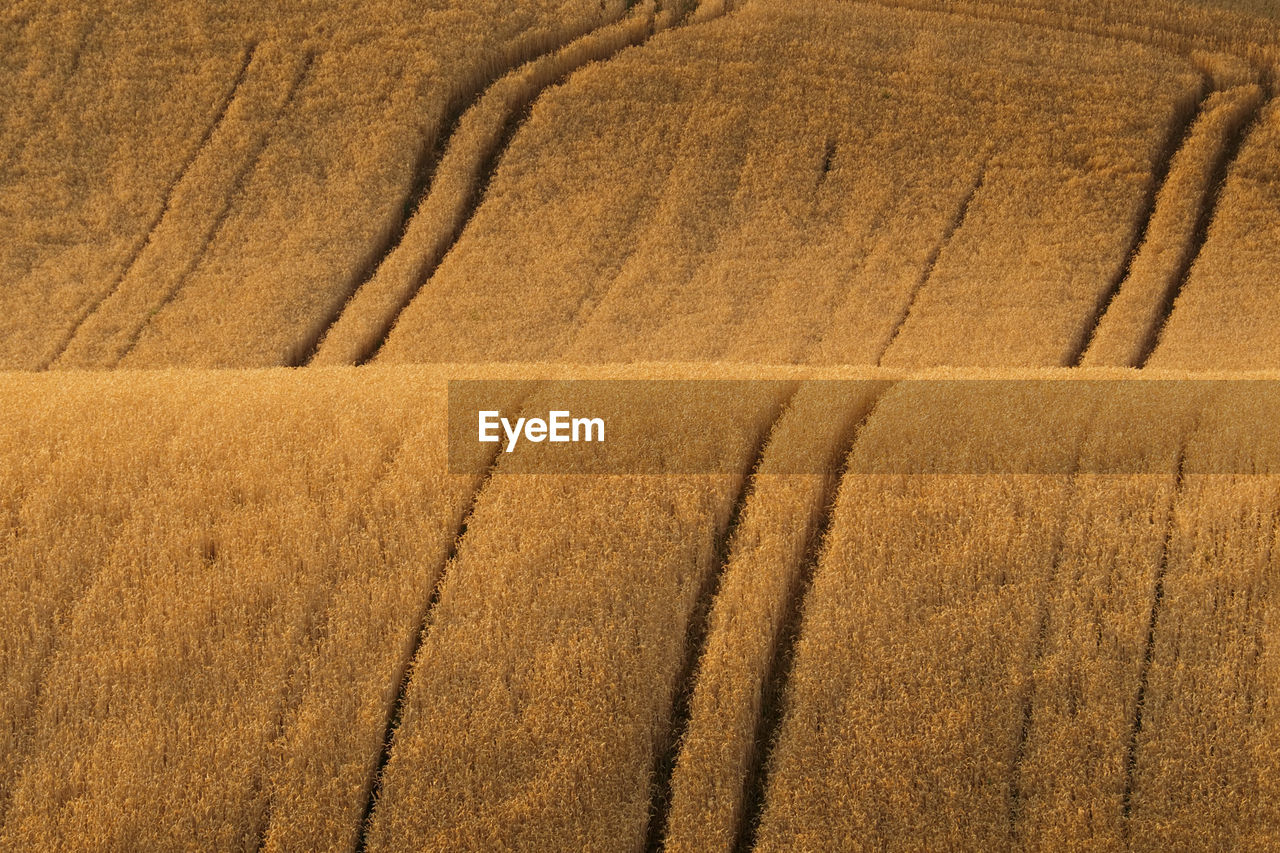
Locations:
447;379;1280;475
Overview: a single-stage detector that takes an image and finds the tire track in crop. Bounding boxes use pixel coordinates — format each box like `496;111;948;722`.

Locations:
1068;81;1211;367
40;43;258;370
112;52;315;367
249;425;419;853
875;157;988;366
730;386;893;853
1006;402;1102;839
643;386;799;853
1120;445;1190;828
296;7;647;366
1132;97;1269;368
308;0;740;367
348;395;536;852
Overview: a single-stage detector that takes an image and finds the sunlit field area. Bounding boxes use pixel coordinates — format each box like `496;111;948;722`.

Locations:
2;0;1279;848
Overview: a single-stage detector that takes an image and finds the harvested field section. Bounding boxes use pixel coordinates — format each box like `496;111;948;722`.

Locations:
360;381;792;851
377;1;1202;367
1145;96;1280;369
0;370;489;850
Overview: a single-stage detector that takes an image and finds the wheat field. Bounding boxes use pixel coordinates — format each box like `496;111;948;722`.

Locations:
3;0;1280;849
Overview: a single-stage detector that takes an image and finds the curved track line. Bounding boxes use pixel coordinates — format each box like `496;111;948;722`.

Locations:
40;43;257;370
309;0;742;367
113;53;315;367
1133;97;1269;368
731;387;893;853
298;6;650;366
644;386;800;853
875;156;989;366
1069;79;1212;366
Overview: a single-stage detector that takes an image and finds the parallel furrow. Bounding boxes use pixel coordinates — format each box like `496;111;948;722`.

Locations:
309;0;742;366
41;43;257;370
1132;97;1268;367
876;157;989;365
113;54;316;367
304;5;659;366
1069;79;1211;366
643;387;798;852
731;387;893;853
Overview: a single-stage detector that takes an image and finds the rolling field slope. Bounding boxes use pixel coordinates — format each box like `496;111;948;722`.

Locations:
3;367;1280;850
4;0;1280;849
375;1;1207;366
0;0;654;370
1;0;1278;370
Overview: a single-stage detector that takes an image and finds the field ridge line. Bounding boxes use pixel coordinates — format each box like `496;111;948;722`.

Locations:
876;156;988;365
42;42;257;370
112;51;315;367
1121;444;1191;829
643;387;799;853
1132;94;1270;368
731;384;894;853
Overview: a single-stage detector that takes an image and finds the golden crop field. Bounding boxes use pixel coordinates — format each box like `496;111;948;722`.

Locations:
3;0;1280;849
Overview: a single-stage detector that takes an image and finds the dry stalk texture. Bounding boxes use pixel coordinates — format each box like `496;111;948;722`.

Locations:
862;0;1280;67
1081;83;1265;368
310;2;662;367
376;1;1205;367
3;1;1279;370
1123;399;1280;847
4;0;1280;847
360;379;793;850
50;44;310;370
659;380;887;851
2;368;1280;848
1145;96;1280;368
746;381;1275;850
0;369;492;850
0;0;634;370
